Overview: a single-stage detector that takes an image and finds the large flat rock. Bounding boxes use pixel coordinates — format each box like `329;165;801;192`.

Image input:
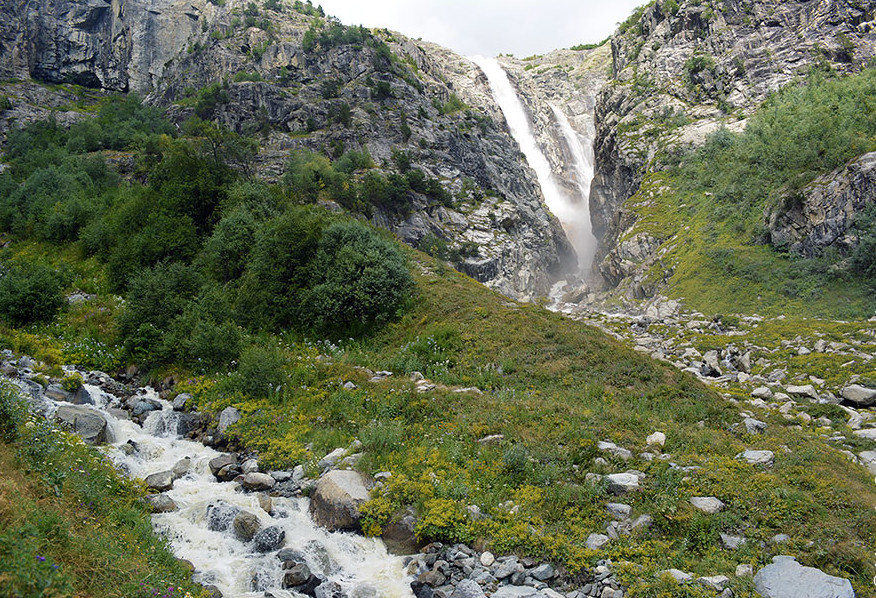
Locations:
309;470;371;531
753;555;854;598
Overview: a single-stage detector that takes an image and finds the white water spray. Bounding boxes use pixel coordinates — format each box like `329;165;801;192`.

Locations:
28;378;414;598
471;56;597;277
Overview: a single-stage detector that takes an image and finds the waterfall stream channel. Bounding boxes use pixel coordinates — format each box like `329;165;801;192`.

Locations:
472;56;597;281
20;373;414;598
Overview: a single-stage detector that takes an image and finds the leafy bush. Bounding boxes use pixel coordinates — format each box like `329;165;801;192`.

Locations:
236;342;288;398
0;262;66;326
300;221;414;335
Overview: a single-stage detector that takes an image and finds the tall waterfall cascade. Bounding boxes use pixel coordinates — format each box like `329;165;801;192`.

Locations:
472;56;598;279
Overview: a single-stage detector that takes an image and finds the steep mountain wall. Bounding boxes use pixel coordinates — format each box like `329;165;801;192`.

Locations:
0;0;576;300
590;0;876;290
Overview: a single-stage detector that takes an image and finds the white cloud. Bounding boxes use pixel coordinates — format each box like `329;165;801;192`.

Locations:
315;0;646;57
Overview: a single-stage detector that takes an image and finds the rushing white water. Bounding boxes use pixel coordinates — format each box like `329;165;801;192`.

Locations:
472;56;597;278
39;379;414;598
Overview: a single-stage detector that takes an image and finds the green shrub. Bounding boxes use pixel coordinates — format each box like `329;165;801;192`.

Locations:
300;221;414;336
0;262;66;326
236;342;288;398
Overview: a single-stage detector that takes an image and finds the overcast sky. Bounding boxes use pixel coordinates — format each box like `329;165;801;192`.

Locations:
314;0;646;58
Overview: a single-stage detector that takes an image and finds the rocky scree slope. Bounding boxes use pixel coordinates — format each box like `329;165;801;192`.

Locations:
0;0;575;300
588;0;876;298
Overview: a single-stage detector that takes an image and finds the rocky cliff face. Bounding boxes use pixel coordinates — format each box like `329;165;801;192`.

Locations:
768;151;876;257
591;0;876;290
0;0;576;300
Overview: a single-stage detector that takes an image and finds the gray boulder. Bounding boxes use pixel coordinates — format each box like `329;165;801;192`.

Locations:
253;525;286;552
753;555;854;598
233;510;261;542
54;405;112;444
744;418;767;435
146;494;178;513
449;579;487;598
841;384;876;407
606;472;639;494
44;384;72;402
217;406;241;437
206;501;241;532
172;393;193;411
241;472;275;491
690;496;725;514
144;470;174;492
309;470;371;531
737;450;774;466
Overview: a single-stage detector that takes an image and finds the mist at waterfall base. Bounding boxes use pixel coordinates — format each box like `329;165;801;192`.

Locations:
471;56;597;281
26;378;414;598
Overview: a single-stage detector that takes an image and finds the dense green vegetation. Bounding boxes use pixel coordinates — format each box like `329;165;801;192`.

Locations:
0;97;415;374
0;382;200;598
623;67;876;318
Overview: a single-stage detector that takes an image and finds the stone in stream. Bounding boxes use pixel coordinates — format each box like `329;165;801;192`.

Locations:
146;493;178;513
144;470;174;492
410;581;434;598
171;457;191;480
314;580;344;598
232;510;261;541
241;472;275;491
54;405;112;444
206;501;241;532
309;470;371;531
753;555;854;598
252;525;285;552
282;563;312;588
209;454;238;476
172;392;192;411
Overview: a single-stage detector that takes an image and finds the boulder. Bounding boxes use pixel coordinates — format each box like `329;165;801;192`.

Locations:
753;555;854;598
690;496;725;514
744;418;767;434
449;579;487;598
54;405;112;444
737;450;774;466
698;575;729;591
144;470;174;492
491;587;539;598
606;503;632;520
282;563;311;588
381;508;421;555
171;457;191;479
309;470;371;531
606;472;639;494
853;428;876;441
530;563;554;580
172;393;193;411
241;472;276;491
217;406;241;437
209;454;239;478
597;441;632;460
586;533;610;550
751;386;773;399
785;385;818;400
841;384;876;407
233;510;261;541
146;493;178;513
206;501;241;532
44;384;72;402
252;525;286;552
646;431;666;446
858;450;876;475
480;551;495;567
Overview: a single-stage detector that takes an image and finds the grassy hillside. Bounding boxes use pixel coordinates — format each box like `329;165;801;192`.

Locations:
0;81;875;597
613;67;876;319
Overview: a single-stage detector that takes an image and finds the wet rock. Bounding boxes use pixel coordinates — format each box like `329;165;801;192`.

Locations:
233;510;261;542
54;405;112;444
206;501;241;532
314;580;344;598
171;457;191;479
411;581;434;598
146;493;178;513
241;472;276;491
754;555;854;598
258;492;273;515
144;470;174;492
382;508;421;555
252;525;286;553
282;563;312;588
309;470;371;531
209;454;240;481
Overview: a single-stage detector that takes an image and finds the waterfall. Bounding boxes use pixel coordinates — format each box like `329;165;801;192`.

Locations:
471;56;597;278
